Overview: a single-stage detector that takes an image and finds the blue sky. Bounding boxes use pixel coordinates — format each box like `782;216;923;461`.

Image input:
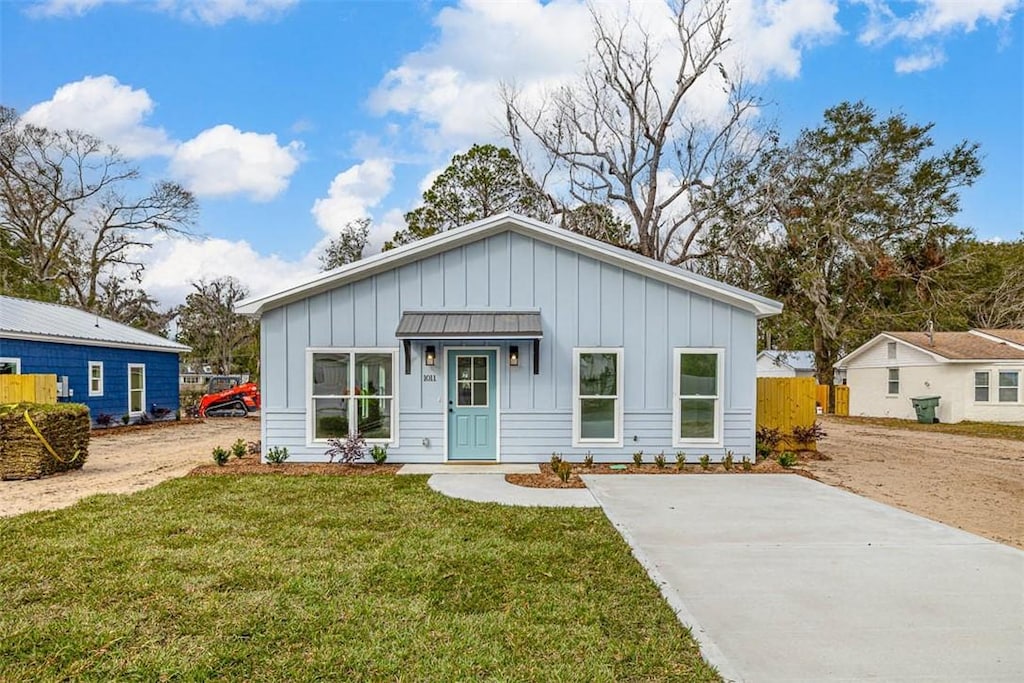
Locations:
2;0;1021;306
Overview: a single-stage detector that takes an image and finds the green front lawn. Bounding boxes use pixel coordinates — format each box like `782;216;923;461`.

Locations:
0;476;717;681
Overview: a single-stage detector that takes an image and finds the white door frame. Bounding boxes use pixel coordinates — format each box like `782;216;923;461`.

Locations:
442;345;502;463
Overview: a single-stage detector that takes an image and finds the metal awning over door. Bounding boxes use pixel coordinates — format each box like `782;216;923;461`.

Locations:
395;310;543;374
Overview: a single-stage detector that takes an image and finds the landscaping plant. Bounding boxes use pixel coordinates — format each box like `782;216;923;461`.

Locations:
211;446;229;466
675;452;686;470
777;451;799;468
699;454;710;471
325;434;367;464
654;452;666;469
583;451;594;468
121;414;130;425
95;413;114;427
247;440;261;455
632;450;643;466
550;452;562;469
741;456;752;471
722;451;733;471
791;422;828;444
231;439;247;459
265;446;289;465
755;425;782;460
556;460;572;483
370;444;388;465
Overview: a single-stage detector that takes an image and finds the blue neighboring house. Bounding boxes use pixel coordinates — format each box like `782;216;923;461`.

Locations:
0;295;190;424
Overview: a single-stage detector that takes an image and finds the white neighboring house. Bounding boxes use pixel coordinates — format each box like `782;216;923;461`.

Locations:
756;350;817;378
835;329;1024;424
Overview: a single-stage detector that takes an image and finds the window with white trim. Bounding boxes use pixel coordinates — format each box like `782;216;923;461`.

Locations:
887;342;897;360
128;364;146;414
0;357;20;375
998;370;1020;403
674;348;724;445
887;368;900;395
974;371;990;402
309;349;396;442
88;361;104;397
572;348;623;445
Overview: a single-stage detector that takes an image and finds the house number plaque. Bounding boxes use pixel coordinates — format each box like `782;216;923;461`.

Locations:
423;374;437;382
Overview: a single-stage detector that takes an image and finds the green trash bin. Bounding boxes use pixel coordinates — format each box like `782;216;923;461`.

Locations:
910;395;941;424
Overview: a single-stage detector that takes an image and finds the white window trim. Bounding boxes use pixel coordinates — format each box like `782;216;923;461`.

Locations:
88;361;104;397
973;370;990;404
572;347;624;447
306;347;399;447
887;368;900;397
997;369;1021;404
453;353;491;408
673;347;725;448
887;342;897;360
0;357;21;374
127;364;146;415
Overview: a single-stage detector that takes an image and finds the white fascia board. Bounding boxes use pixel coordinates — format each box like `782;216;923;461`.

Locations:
969;329;1024;352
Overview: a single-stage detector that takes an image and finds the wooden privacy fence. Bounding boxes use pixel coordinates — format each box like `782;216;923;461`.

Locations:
815;383;850;416
756;377;817;451
0;375;58;404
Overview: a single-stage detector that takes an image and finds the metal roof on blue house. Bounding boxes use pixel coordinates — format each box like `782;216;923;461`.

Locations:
0;295;189;353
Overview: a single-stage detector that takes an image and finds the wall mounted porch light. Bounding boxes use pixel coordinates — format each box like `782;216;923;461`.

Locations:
509;345;520;367
424;345;436;367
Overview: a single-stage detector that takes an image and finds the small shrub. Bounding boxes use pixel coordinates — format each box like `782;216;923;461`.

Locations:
791;422;828;443
231;439;247;459
265;446;289;465
633;450;643;466
550;452;562;468
741;456;752;471
370;444;388;465
95;413;114;427
777;451;799;468
676;452;686;470
121;414;130;425
212;446;229;466
247;440;261;455
326;433;367;464
556;460;572;483
583;451;594;468
723;451;733;471
174;409;181;421
755;425;783;460
699;454;711;471
654;451;666;469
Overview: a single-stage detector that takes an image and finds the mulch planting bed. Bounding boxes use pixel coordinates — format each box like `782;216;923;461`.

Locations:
190;455;400;477
507;459;810;489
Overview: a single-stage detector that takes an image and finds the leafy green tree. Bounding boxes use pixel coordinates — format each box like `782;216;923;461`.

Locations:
711;101;982;383
384;144;549;250
319;218;370;270
176;277;257;376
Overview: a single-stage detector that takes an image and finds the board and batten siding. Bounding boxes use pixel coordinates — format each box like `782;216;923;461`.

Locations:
261;230;757;462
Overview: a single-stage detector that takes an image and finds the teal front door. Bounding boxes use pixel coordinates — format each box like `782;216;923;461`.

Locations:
447;349;497;461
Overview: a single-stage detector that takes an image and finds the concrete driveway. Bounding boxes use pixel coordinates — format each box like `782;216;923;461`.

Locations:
583;475;1024;683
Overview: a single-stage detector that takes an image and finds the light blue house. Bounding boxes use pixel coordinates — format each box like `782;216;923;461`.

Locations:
237;214;782;463
0;295;189;424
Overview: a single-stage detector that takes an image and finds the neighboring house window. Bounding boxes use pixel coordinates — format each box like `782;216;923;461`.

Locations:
887;342;897;360
309;349;396;443
674;348;724;445
998;371;1020;403
88;361;104;397
887;368;900;395
572;348;623;446
128;364;146;414
974;372;990;402
0;357;20;375
182;376;201;385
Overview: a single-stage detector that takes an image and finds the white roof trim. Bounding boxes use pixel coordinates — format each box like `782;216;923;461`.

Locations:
835;333;946;368
236;213;783;318
969;329;1024;352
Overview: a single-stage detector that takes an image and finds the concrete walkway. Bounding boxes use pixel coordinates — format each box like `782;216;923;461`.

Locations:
428;474;598;507
583;474;1024;683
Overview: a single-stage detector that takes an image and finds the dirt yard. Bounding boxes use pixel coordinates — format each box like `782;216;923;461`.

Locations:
809;416;1024;548
0;418;259;517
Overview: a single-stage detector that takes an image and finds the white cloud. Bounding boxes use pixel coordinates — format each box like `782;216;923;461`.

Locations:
21;75;174;157
140;235;316;306
27;0;297;24
170;125;303;201
894;47;947;73
310;159;395;234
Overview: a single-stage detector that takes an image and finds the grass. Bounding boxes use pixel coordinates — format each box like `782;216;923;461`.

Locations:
834;415;1024;442
0;475;718;682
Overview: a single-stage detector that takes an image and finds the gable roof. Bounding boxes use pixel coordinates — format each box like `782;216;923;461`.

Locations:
758;350;815;371
0;295;190;353
836;330;1024;367
235;213;783;318
972;329;1024;350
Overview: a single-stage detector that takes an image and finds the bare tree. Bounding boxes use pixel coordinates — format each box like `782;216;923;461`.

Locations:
503;0;763;264
176;277;256;375
0;106;197;316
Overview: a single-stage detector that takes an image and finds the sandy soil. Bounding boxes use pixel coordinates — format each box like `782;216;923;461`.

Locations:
809;416;1024;549
0;418;259;517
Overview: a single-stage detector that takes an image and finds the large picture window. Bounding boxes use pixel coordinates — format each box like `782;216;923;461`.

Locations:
572;348;623;446
998;371;1020;403
674;349;723;445
309;349;397;443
